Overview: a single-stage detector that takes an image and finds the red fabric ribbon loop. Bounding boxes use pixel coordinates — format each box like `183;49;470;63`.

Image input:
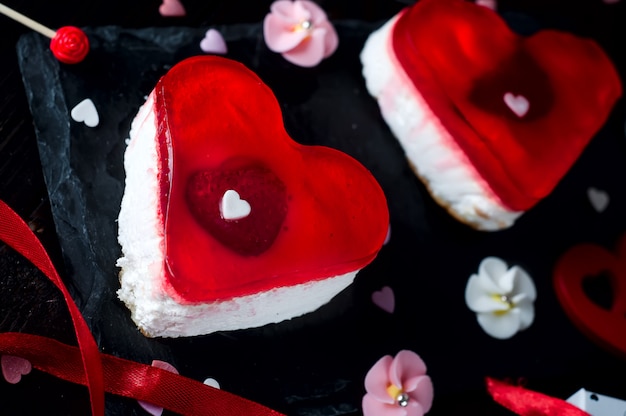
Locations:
0;200;284;415
486;377;590;416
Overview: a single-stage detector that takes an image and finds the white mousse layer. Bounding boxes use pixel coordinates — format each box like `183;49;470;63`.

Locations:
117;92;357;338
360;16;522;231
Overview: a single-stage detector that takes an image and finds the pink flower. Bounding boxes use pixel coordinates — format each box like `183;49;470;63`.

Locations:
362;350;434;416
263;0;339;67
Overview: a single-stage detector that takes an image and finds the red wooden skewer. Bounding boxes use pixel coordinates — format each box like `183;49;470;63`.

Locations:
0;2;89;64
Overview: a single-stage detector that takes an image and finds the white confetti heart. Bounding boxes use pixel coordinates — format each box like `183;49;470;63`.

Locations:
587;187;610;213
220;190;251;220
503;92;529;118
200;29;228;54
70;98;99;127
203;377;221;389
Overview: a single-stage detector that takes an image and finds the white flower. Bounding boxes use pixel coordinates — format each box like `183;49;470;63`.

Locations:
465;257;536;339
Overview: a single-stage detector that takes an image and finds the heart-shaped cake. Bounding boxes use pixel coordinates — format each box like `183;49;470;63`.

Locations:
361;0;621;230
116;56;389;337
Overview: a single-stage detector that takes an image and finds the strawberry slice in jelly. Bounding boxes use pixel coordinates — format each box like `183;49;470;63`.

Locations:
186;160;288;256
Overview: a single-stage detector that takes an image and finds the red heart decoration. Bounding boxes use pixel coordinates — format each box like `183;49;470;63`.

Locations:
154;56;389;303
392;0;621;211
553;233;626;358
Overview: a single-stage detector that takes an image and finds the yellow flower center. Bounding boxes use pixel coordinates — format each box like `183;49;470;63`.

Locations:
491;294;514;316
293;19;313;32
386;384;409;407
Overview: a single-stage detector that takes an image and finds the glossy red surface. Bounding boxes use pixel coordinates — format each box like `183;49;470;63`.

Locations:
392;0;622;210
50;26;89;64
153;56;389;303
186;161;288;256
554;234;626;359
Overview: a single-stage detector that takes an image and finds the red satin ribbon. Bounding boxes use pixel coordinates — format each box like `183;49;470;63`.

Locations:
486;377;590;416
0;199;104;415
0;200;284;416
0;332;283;415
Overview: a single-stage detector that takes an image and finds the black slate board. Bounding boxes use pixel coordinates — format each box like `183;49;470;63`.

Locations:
16;19;626;415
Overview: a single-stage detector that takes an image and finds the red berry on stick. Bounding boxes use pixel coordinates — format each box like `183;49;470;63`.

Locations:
50;26;90;64
0;3;89;64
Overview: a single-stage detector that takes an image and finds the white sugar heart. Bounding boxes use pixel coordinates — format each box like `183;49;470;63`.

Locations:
203;377;221;389
200;29;228;54
159;0;186;17
220;190;251;220
587;187;609;212
1;355;32;384
503;92;529;118
70;98;99;127
372;286;395;314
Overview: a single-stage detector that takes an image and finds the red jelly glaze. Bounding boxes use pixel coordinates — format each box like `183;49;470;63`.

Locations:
553;234;626;359
186;160;288;256
153;56;389;303
392;0;622;211
50;26;89;64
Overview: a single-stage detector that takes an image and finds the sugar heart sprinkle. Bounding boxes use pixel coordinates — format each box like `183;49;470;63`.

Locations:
70;98;99;127
587;187;610;213
1;355;32;384
138;360;179;416
203;378;221;389
372;286;395;314
159;0;186;17
200;29;228;54
220;190;251;220
503;92;530;118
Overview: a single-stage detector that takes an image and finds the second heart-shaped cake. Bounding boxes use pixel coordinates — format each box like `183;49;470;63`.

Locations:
361;0;621;230
116;56;389;337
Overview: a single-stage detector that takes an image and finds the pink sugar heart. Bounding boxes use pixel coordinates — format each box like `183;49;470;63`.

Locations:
200;29;228;54
1;355;32;384
138;360;179;415
476;0;497;9
372;286;395;314
159;0;186;17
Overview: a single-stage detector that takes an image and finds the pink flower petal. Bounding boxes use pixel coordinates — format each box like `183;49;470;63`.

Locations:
363;394;407;416
298;0;328;24
318;20;339;58
270;0;311;22
292;0;313;22
389;350;427;389
281;28;326;67
264;14;308;52
404;399;427;416
364;355;395;403
264;0;338;67
407;376;434;413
